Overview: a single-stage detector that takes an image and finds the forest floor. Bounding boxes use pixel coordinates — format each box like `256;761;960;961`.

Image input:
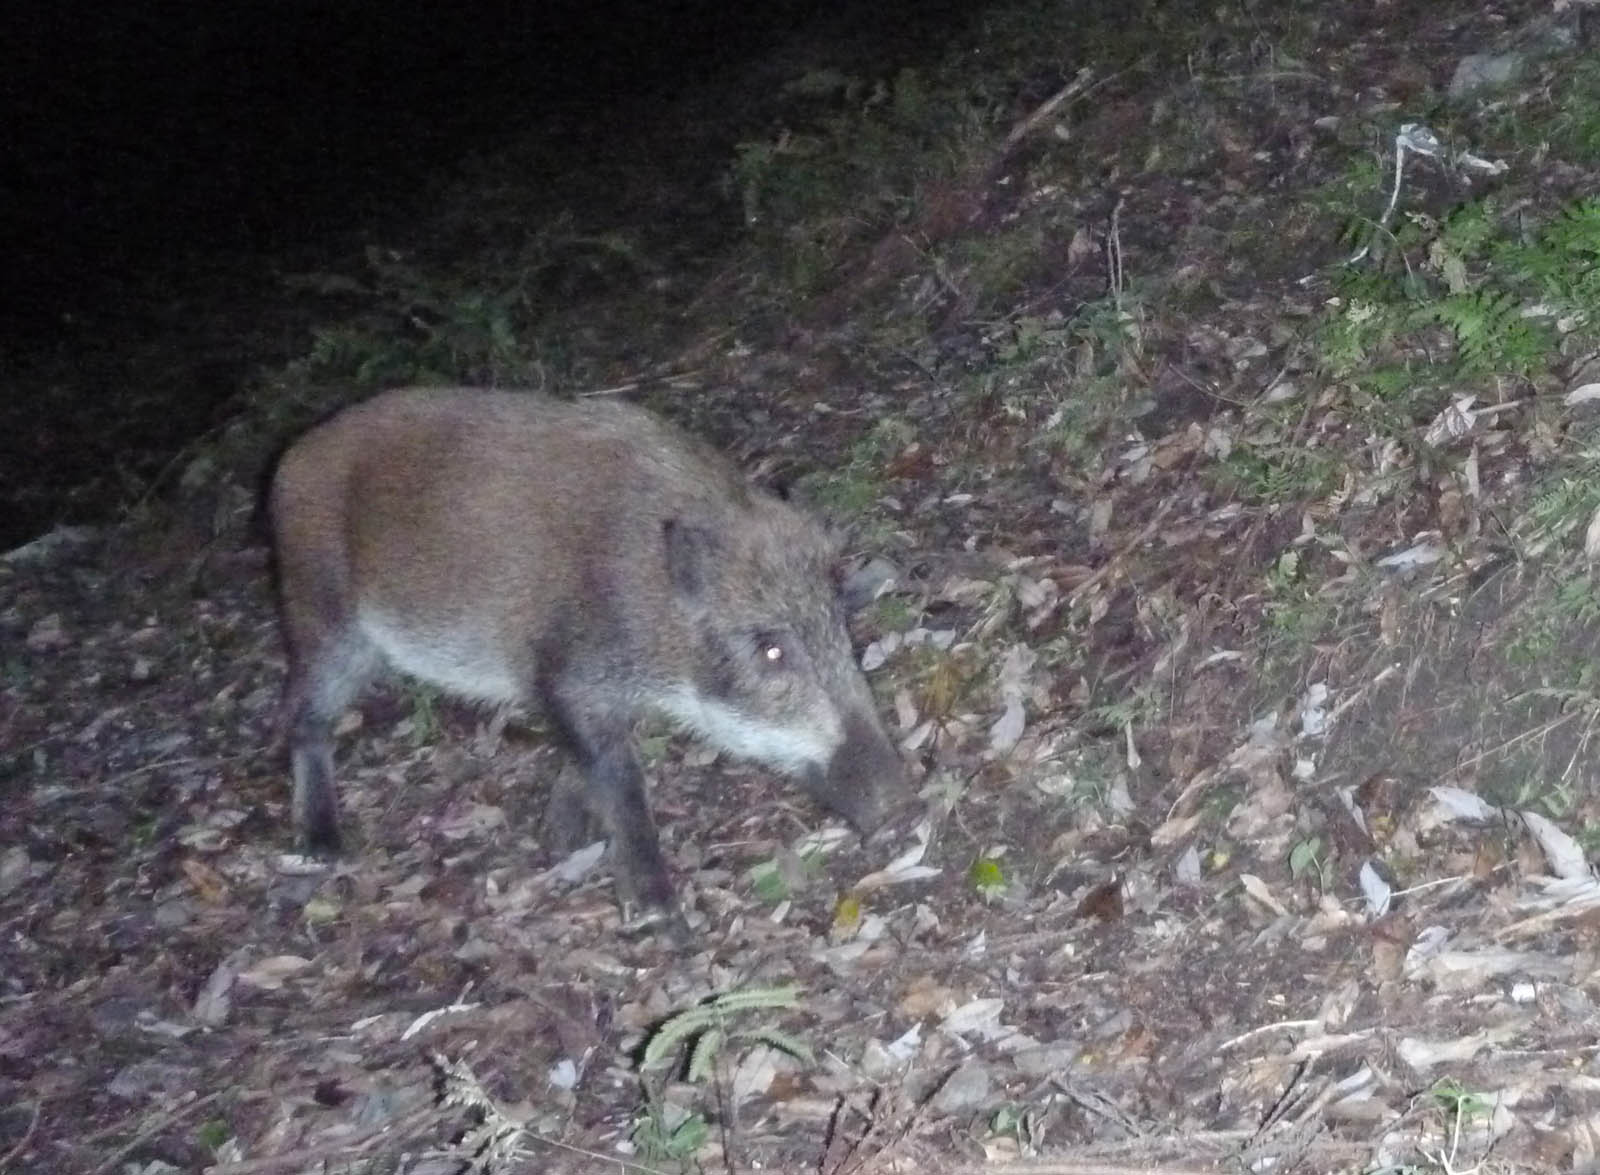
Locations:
9;1;1600;1172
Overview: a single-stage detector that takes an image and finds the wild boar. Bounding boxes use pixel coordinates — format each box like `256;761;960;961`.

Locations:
268;387;905;939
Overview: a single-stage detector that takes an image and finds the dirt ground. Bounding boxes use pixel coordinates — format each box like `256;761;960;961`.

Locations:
9;1;1600;1172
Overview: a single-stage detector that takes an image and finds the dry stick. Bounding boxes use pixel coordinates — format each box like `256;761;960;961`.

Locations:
959;1132;1374;1174
207;1122;671;1175
1067;499;1176;609
827;1086;926;1175
1436;708;1580;781
1000;73;1086;150
1496;901;1600;942
203;1106;444;1175
96;752;251;791
0;1100;40;1171
577;369;706;398
1216;1018;1322;1052
89;1091;223;1175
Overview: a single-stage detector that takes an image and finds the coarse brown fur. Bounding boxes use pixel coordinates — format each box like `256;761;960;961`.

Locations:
269;387;905;940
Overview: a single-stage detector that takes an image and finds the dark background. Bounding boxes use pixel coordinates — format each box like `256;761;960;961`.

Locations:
0;0;987;548
3;0;983;335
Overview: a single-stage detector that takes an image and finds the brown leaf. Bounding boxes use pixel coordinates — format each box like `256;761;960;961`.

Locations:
181;858;230;902
1369;914;1414;984
884;443;934;480
898;975;959;1019
1077;877;1124;921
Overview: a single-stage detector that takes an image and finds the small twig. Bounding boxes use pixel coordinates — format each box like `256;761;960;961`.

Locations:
577;370;704;398
0;1100;41;1171
1388;873;1475;901
1217;1018;1322;1052
1067;499;1176;607
1496;901;1600;941
967;1159;1223;1174
95;753;251;791
90;1091;223;1175
1437;708;1581;781
1347;123;1445;266
204;1105;443;1175
1051;1079;1145;1138
1107;195;1125;306
1000;69;1095;151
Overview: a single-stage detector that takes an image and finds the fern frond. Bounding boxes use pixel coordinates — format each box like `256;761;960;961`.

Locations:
736;1027;816;1065
643;1007;721;1070
641;984;808;1073
687;1027;725;1083
704;985;804;1014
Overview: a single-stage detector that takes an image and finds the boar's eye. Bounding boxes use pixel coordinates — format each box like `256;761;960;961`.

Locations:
753;631;790;671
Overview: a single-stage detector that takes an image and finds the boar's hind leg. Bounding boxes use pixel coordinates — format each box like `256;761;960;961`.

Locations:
543;762;595;854
546;700;688;942
283;629;380;855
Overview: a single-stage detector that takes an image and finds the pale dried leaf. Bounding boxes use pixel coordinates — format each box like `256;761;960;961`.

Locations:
1408;947;1563;988
237;955;314;991
893;688;918;729
548;1058;580;1091
1296;682;1329;737
1523;873;1600;911
192;952;244;1027
1151;810;1204;847
1396;1024;1522;1071
1586;505;1600;560
1239;873;1289;916
730;1044;782;1107
1429;785;1498;823
1358;861;1391;917
1088;497;1113;544
1422;396;1478;446
855;835;941;892
1376;541;1444;570
439;802;508;840
1520;810;1590;879
549;840;607;885
987;696;1026;756
940;997;1004;1037
1317;978;1361;1030
1174;844;1202;885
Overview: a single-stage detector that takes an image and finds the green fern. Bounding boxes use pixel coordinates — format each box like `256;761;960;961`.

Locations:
1517;198;1600;321
641;984;813;1078
1412;287;1552;377
1435;200;1499;264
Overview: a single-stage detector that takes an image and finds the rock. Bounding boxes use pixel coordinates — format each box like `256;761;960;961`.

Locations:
1449;53;1524;98
930;1059;991;1113
1012;1042;1083;1079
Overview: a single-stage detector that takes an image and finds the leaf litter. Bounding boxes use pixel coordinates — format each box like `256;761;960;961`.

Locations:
12;3;1600;1173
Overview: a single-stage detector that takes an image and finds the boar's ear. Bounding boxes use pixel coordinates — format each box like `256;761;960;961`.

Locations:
663;518;722;599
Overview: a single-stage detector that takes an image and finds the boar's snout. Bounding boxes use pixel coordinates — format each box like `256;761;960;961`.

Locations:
809;709;908;836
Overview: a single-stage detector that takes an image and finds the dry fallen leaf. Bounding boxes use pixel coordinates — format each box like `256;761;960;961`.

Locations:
1521;809;1590;880
1076;877;1124;922
181;858;231;902
1239;873;1289;917
238;955;314;991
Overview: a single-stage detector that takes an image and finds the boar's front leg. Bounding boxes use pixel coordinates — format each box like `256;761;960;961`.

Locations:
545;695;690;943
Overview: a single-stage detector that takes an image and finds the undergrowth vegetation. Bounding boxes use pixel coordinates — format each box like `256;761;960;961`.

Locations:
219;2;1600;1167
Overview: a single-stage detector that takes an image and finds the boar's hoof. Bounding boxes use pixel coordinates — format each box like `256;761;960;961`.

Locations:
621;899;693;947
295;824;343;859
863;794;924;845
